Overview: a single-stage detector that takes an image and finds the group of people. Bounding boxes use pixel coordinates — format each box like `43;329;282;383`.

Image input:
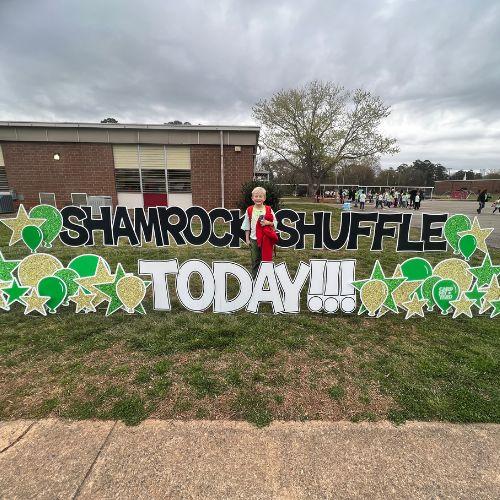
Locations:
243;185;499;281
320;188;425;210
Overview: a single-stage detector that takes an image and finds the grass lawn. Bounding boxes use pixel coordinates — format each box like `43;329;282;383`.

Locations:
0;201;498;426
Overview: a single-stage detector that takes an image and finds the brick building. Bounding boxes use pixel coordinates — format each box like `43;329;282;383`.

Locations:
435;179;500;196
0;122;260;211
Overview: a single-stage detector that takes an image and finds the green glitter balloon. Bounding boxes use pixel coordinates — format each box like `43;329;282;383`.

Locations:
54;268;80;300
29;205;63;248
458;234;477;261
401;257;433;281
432;279;459;315
38;275;67;313
443;214;471;254
421;275;440;311
68;254;100;278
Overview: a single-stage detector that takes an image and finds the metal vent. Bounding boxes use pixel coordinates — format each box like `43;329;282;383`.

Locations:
0;166;9;191
141;169;166;193
115;168;141;192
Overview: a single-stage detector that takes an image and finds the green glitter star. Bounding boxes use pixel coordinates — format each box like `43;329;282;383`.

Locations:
469;254;500;287
490;300;500;318
0;251;20;281
352;261;405;313
4;279;30;306
95;263;128;316
465;284;486;309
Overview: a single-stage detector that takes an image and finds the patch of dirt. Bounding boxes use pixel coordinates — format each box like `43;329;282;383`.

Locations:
1;342;397;422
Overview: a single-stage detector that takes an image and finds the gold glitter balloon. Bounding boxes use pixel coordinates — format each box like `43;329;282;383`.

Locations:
433;258;473;292
116;275;146;313
360;280;388;316
18;253;63;287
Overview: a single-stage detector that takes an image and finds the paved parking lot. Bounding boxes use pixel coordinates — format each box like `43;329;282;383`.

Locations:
352;199;500;248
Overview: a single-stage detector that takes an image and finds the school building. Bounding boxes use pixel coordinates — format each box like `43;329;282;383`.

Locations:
0;121;260;212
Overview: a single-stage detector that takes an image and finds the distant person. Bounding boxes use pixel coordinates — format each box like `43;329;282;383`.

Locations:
409;189;417;208
315;188;321;203
376;192;384;209
359;190;366;210
404;192;410;208
354;190;359;207
477;189;488;214
492;197;500;214
414;192;421;210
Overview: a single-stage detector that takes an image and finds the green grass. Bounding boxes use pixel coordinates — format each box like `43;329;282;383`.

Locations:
328;385;345;400
0;201;499;426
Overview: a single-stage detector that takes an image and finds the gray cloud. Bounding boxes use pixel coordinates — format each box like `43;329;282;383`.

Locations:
0;0;499;171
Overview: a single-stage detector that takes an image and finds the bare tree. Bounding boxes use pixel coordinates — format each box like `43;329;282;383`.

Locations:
252;80;398;195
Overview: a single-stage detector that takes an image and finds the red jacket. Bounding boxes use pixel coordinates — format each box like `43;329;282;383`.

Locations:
247;205;278;261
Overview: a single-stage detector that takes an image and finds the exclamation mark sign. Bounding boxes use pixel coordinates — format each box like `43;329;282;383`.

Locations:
340;259;356;313
307;259;326;312
323;261;340;313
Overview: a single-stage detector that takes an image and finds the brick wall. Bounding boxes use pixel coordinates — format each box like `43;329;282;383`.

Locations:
435;179;500;195
1;142;255;211
191;145;255;210
1;142;117;208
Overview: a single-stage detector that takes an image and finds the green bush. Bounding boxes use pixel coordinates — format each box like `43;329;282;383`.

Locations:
238;180;282;212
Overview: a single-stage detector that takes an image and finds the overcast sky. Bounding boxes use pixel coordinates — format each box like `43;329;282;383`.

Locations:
1;0;499;171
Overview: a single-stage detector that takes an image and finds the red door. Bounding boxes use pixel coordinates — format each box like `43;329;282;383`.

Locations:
143;193;168;208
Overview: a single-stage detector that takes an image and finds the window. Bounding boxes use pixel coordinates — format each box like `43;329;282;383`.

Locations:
39;193;56;206
71;193;88;206
141;169;166;193
115;169;141;192
168;170;191;193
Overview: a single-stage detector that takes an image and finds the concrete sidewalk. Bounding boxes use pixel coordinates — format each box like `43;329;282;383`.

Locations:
0;419;498;499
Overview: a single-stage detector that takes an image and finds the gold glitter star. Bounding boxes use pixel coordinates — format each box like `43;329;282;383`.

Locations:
69;287;97;313
0;205;45;246
450;292;474;319
457;217;494;254
392;264;403;278
479;275;500;314
75;259;115;307
23;289;49;316
402;295;426;319
393;280;422;310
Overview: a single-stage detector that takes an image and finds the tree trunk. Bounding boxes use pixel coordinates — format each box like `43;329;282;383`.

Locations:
307;170;315;197
308;180;315;198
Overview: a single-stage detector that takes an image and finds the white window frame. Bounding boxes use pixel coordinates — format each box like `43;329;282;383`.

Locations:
71;192;88;205
39;192;56;206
